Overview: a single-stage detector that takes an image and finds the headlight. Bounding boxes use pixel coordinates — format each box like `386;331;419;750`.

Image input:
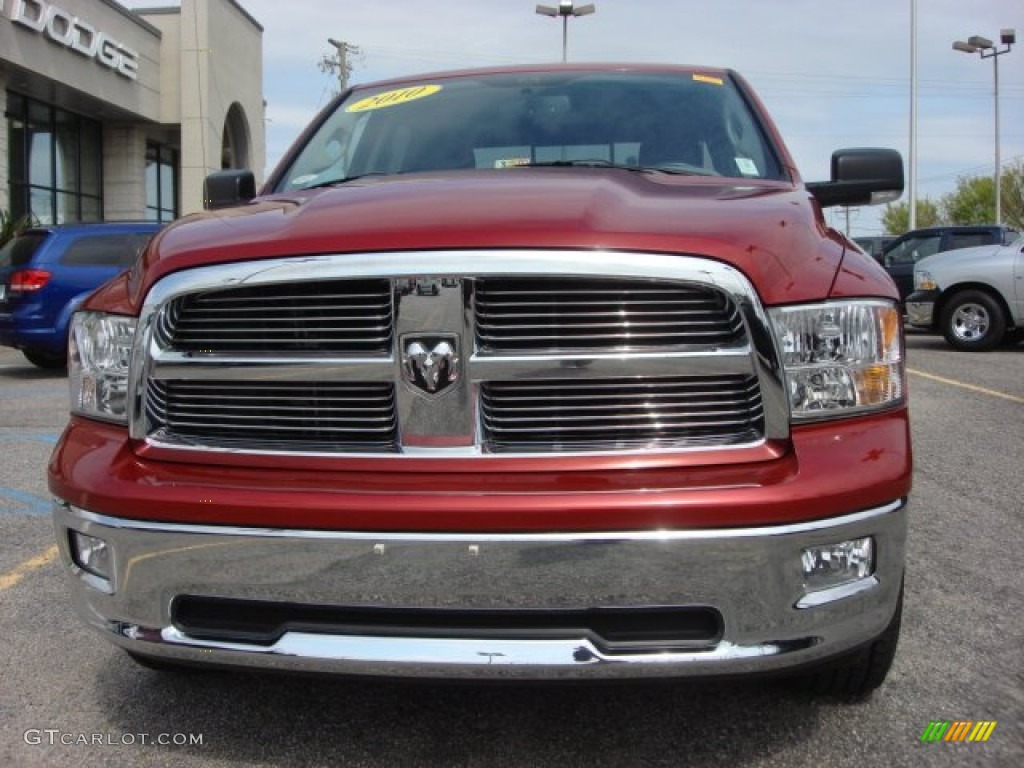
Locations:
68;311;137;424
914;269;937;291
768;300;903;420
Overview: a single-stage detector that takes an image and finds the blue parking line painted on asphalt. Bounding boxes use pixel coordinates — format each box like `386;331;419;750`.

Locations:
0;431;59;445
0;487;51;517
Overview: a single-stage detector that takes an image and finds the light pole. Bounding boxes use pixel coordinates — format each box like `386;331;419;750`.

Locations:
909;0;917;229
536;1;595;62
952;29;1016;225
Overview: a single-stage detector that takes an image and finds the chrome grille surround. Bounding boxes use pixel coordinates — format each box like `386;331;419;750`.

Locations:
130;251;788;457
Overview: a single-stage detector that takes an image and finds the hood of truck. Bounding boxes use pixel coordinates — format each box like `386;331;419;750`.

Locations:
915;242;1004;272
127;169;858;309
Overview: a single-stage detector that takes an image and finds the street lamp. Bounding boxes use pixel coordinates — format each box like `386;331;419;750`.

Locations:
952;29;1015;225
536;1;595;62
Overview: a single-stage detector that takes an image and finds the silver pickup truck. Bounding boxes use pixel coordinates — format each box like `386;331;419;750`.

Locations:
907;234;1024;351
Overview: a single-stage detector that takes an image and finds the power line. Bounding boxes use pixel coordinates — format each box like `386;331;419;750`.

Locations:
354;44;1024;93
917;154;1024;184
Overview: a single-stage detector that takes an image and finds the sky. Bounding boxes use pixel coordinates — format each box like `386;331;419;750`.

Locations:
134;0;1024;237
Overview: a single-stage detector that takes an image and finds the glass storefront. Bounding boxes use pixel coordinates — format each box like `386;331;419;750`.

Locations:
6;92;103;224
145;142;178;223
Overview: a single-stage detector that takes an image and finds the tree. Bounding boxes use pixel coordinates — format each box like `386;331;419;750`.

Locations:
880;163;1024;236
0;210;33;249
938;162;1024;228
997;160;1023;229
941;175;994;225
881;198;942;235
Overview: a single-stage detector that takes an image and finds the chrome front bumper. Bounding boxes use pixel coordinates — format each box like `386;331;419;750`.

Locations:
54;500;907;680
905;289;939;328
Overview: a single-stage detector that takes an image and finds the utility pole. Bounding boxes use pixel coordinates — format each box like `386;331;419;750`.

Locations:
320;39;360;95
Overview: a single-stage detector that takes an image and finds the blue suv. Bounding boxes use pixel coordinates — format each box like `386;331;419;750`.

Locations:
0;221;161;368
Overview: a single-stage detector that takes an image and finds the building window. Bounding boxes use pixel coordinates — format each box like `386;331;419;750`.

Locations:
6;92;102;224
146;143;178;223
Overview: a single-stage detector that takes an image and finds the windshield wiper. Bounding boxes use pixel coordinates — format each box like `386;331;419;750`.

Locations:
641;163;718;177
302;172;391;190
522;159;641;171
521;160;716;176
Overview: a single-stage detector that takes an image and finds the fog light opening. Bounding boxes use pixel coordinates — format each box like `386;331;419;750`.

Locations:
69;530;112;583
801;536;874;592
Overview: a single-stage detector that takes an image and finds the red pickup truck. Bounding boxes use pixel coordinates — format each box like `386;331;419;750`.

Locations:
50;64;910;697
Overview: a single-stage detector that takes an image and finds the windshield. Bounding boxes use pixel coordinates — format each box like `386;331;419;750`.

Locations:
275;70;785;192
884;234;941;267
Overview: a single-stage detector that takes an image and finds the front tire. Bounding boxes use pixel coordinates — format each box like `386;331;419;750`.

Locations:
795;580;903;699
22;348;67;369
940;290;1005;351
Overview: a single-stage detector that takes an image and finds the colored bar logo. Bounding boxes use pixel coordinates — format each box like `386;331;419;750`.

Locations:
920;721;997;742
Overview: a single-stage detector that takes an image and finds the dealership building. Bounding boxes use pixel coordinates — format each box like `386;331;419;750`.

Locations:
0;0;264;224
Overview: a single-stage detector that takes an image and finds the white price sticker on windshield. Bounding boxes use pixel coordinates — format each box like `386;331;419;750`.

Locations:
735;157;759;176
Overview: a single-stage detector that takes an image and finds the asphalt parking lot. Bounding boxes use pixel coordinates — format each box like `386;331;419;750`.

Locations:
0;333;1021;768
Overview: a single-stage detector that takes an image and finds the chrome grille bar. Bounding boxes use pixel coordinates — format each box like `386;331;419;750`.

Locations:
146;380;398;449
163;278;392;354
476;277;744;353
480;376;763;451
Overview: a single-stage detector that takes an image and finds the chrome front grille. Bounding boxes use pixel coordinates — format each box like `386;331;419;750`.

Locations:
133;251;786;456
476;277;744;353
159;278;392;354
146;380;398;450
480;376;763;452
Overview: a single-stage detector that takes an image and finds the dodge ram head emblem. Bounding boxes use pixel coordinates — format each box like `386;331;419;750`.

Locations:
401;335;459;395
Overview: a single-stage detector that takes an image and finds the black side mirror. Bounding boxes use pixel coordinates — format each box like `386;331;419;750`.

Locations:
807;148;904;208
203;170;256;210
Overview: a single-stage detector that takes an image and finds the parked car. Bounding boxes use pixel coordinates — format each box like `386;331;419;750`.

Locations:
853;235;895;262
906;234;1024;351
51;64;910;698
414;277;441;295
0;221;162;368
880;225;1018;302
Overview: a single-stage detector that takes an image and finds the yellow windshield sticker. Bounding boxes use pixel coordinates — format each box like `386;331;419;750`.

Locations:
346;85;443;113
692;74;724;86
